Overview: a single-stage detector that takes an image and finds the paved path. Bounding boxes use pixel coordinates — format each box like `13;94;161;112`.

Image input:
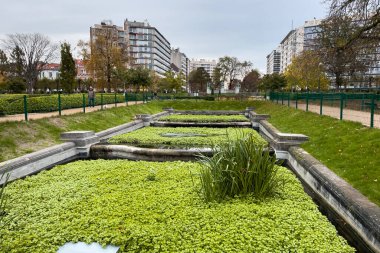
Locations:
0;101;143;123
284;102;380;128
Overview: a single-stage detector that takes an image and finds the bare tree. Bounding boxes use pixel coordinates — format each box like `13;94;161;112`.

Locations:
217;56;252;89
1;33;58;94
316;14;378;88
327;0;379;47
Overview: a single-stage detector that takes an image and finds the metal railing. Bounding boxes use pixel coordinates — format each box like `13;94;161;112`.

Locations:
269;92;380;128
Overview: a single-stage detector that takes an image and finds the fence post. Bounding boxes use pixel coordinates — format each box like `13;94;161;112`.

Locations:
306;92;309;112
287;93;290;107
135;92;137;105
320;93;323;115
281;92;284;105
82;94;86;113
114;93;117;107
23;95;28;121
58;93;62;116
295;93;298;109
340;93;344;120
370;93;375;128
101;93;104;110
125;92;128;106
361;94;365;111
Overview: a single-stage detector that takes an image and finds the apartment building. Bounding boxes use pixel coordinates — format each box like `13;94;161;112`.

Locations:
90;20;127;49
90;19;172;77
189;58;218;78
269;18;380;87
266;19;322;73
170;48;189;80
266;48;281;74
124;19;171;76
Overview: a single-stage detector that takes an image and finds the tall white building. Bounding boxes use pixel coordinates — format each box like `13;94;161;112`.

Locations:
266;48;281;74
279;28;304;73
267;19;322;73
171;48;189;80
189;59;218;78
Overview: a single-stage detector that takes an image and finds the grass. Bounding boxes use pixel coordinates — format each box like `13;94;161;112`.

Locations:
0;99;378;206
0;160;354;252
198;131;280;202
0;103;163;162
253;101;380;206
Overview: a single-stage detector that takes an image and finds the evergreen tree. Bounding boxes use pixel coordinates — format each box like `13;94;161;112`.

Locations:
189;67;210;93
60;43;76;93
10;46;25;77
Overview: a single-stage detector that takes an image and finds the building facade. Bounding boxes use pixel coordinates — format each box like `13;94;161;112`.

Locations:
90;19;172;77
266;48;281;74
170;48;189;80
90;20;127;50
124;19;171;76
75;59;90;80
270;18;380;87
267;19;322;74
189;58;218;78
39;63;60;80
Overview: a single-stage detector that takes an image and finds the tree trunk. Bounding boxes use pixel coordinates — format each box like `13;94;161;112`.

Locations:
335;72;342;90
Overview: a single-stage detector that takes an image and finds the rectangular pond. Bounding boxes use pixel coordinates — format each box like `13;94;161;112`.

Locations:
0;160;354;252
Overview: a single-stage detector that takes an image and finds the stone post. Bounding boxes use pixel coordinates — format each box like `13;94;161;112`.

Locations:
60;131;99;157
136;114;152;126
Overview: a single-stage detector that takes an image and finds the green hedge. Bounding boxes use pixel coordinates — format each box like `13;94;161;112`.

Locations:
0;93;145;115
0;160;354;252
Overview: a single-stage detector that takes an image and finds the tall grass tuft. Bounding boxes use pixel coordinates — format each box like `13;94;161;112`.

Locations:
198;131;282;202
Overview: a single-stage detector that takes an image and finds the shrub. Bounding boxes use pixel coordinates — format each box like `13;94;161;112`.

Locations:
198;131;281;202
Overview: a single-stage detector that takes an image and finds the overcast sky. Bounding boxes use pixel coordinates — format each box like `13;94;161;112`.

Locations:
1;0;328;73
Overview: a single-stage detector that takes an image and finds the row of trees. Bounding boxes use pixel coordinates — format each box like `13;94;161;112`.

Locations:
188;56;258;93
188;56;285;93
0;31;186;94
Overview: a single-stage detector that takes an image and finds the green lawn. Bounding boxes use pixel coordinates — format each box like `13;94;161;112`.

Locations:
253;101;380;206
0;160;353;252
0;99;378;206
0;103;163;162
